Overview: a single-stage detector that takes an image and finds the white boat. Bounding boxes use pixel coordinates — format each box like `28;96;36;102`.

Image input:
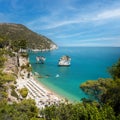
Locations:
58;55;71;66
56;74;60;77
34;72;39;76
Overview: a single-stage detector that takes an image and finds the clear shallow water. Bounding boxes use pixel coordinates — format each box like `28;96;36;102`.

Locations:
29;47;120;102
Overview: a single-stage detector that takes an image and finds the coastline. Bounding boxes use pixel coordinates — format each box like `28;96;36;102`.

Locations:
28;55;64;101
32;73;65;101
16;55;64;109
36;75;78;102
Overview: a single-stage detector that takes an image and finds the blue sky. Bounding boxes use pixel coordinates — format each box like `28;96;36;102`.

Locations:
0;0;120;46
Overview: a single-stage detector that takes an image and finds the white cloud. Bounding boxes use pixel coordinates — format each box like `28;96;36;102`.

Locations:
27;7;120;31
55;32;86;39
42;20;81;30
56;35;120;47
59;36;120;46
25;2;120;47
72;43;119;47
94;8;120;21
79;36;120;42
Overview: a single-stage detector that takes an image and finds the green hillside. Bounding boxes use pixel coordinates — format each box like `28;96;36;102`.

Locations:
0;23;57;50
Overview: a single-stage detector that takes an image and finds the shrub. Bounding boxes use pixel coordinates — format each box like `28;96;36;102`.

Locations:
19;87;28;98
11;89;18;99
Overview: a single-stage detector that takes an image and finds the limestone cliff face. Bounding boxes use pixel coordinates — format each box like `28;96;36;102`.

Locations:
0;23;58;50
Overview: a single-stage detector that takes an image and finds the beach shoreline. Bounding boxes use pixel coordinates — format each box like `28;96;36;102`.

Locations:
16;55;64;109
34;75;76;102
32;73;65;101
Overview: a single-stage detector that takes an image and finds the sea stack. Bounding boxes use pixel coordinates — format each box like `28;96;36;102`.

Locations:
58;55;71;66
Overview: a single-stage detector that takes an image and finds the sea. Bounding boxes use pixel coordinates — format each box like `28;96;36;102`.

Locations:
28;47;120;102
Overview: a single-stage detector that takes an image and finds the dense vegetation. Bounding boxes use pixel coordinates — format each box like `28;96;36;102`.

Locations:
0;33;120;119
0;23;57;50
0;99;39;120
40;102;117;120
0;36;39;120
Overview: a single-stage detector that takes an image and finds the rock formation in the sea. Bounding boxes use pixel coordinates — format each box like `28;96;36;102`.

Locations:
58;55;71;66
0;23;58;50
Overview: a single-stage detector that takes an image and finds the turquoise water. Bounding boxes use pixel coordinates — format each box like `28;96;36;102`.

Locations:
29;47;120;102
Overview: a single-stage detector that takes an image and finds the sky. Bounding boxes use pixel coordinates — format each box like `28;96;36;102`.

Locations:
0;0;120;47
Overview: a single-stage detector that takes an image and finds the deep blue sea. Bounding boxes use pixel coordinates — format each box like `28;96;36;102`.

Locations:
29;47;120;102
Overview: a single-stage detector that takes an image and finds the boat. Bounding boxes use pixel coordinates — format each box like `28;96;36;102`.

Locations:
34;72;43;78
34;72;39;76
58;55;71;66
56;74;60;77
36;56;46;64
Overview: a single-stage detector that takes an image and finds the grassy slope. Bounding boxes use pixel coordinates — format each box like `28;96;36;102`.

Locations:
0;23;57;50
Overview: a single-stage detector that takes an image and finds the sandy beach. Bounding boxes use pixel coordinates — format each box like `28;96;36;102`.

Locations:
16;56;64;109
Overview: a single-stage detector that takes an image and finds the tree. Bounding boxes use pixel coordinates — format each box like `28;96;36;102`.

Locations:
108;59;120;79
0;36;9;48
0;99;39;120
80;78;113;103
0;49;6;67
0;56;6;68
11;39;27;52
40;102;117;120
101;79;120;115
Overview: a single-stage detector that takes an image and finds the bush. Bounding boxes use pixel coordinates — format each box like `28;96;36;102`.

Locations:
19;87;28;98
1;91;8;98
3;74;16;82
10;85;16;89
11;89;18;99
14;80;17;84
